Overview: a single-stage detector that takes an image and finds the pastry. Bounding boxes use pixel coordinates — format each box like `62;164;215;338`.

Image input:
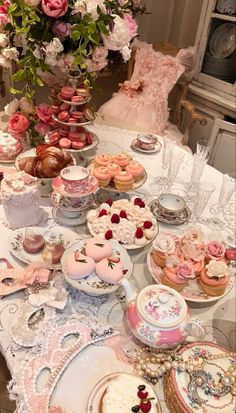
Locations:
106;162;121;177
86;132;93;145
58;110;70;122
114;170;134;190
152;234;177;268
66;250;95;279
95;257;123;283
112;153;129;168
0;132;22;161
94;154;111;167
162;261;194;292
76;87;90;97
42;243;65;265
101;373;158;413
200;260;229;296
22;230;45;254
59;138;72;149
205;240;226;263
93;166;111;187
71;110;84;120
71;95;85;103
125;160;144;181
60;103;71;110
72;141;84;150
50;105;60;114
85;237;113;261
181;241;205;277
68;131;82;141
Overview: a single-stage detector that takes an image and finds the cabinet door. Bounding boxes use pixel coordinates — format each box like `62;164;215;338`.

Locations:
209;119;236;176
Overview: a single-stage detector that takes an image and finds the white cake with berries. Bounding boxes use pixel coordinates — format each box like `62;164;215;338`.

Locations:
0;131;22;161
87;197;157;247
101;373;158;413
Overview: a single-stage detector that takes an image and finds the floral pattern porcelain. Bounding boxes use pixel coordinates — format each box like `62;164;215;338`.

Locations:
120;282;206;349
52;175;98;198
50;191;95;212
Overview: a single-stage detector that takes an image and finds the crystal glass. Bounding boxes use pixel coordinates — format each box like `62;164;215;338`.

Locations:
166;149;185;191
196;139;211;160
192;182;215;224
223;199;236;248
187;155;208;198
154;137;175;186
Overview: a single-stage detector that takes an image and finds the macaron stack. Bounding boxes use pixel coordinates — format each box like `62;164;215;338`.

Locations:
47;127;94;150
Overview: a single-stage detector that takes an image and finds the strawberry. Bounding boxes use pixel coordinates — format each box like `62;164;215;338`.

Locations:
105;230;113;240
120;210;128;219
98;209;107;217
143;221;152;229
106;198;113;206
140;400;152;413
137;390;148;400
111;214;120;224
135;227;144;239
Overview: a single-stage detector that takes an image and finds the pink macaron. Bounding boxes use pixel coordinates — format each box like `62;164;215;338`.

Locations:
68;131;81;141
72;141;84;150
86;132;93;145
58;128;69;137
49;131;61;145
60;103;71;111
68;117;78;124
50;105;60;115
71;95;85;103
58;111;70;122
60;86;75;99
59;138;72;149
71;110;84;120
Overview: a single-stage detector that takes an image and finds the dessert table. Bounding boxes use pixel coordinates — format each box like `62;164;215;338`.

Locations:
0;122;235;413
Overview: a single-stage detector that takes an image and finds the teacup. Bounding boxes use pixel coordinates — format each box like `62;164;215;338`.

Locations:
158;194;186;217
137;134;157;151
60;166;89;193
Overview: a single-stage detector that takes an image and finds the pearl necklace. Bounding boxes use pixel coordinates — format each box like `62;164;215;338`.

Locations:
134;346;236;397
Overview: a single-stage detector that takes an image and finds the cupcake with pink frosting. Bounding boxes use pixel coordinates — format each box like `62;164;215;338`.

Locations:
152;234;178;268
181;241;205;276
200;260;229;296
205;241;226;263
162;261;194;292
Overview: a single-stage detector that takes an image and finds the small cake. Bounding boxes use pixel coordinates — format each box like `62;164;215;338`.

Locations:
95;257;123;283
94;154;111;167
106;162;122;177
181;241;205;277
152;235;177;268
125;160;144;181
114;171;134;190
200;260;229;296
0;132;22;161
162;261;194;292
85;237;113;261
22;230;45;254
93;166;111;188
101;373;158;413
111;154;129;168
205;241;226;263
42;243;65;265
66;251;95;279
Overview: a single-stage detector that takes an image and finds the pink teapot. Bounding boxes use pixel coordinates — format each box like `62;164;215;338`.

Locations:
120;281;206;349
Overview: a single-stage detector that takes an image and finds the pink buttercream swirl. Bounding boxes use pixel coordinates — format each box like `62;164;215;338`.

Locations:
176;261;194;280
206;241;226;261
181;241;205;262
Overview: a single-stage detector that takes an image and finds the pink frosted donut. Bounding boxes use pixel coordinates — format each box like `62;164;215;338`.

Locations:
106;162;122;177
66;251;95;279
95;257;123;284
85;237;113;262
94;154;111;167
125;161;144;181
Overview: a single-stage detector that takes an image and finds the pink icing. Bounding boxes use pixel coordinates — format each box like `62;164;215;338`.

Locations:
200;269;228;287
225;249;236;261
112;154;129;167
95;258;123;283
85;237;113;262
125;161;144;177
164;266;188;285
114;170;134;182
106;162;122;177
206;241;226;261
93;166;111;181
94;154;111;166
66;252;95;279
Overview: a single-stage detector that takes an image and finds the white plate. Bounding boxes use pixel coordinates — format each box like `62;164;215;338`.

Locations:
45;132;99;154
131;138;162;154
147;248;235;303
52;114;93;127
61;239;133;295
87;372;162;413
9;226;79;269
210;23;236;58
52;207;88;227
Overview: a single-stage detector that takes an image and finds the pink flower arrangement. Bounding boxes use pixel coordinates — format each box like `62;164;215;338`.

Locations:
0;6;9;31
124;13;138;39
52;20;70;41
36;103;53;125
8;112;30;138
42;0;68;17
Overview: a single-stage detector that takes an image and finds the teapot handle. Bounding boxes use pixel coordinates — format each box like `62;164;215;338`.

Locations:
187;318;206;342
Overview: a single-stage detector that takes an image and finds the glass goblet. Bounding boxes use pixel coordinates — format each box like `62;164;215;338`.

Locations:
196;138;210;160
192;182;215;224
166;149;185;191
154;137;175;187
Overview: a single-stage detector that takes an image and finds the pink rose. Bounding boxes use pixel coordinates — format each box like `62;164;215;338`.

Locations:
34;122;51;135
182;242;205;262
52;20;70;41
36;103;52;124
3;0;11;7
8;112;29;137
124;13;138;39
42;0;68;17
177;261;194;279
0;6;9;31
225;249;236;261
206;241;226;260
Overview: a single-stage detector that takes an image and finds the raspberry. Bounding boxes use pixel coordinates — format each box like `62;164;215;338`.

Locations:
120;210;127;219
106;198;113;206
139;201;145;208
134;197;143;206
143;221;152;229
135;227;144;239
98;209;107;217
137;390;148;400
105;230;113;240
111;214;120;224
140;400;152;413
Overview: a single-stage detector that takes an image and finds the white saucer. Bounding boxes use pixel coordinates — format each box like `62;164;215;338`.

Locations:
131;138;162;154
52;207;88;226
52;115;93;127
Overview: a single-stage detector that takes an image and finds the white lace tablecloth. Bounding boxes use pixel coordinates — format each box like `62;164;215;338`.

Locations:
0;123;235;413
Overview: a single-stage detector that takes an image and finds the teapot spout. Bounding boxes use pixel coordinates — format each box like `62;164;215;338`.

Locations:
120;278;136;304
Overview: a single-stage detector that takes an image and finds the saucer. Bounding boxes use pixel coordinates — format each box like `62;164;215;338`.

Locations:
158;193;186;216
50;191;95;211
131;138;162;154
150;199;191;225
52;175;98;198
52;207;88;226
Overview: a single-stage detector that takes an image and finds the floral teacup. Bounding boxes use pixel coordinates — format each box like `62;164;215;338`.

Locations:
60;166;89;194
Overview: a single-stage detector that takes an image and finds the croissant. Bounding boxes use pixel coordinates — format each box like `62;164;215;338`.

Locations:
18;146;73;178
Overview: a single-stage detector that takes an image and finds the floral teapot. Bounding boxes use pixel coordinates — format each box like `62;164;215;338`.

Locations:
120;280;206;349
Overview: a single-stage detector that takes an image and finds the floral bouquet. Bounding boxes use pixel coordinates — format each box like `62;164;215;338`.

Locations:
0;0;143;101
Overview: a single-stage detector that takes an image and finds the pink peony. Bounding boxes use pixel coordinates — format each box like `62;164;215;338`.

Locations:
206;241;226;261
3;0;11;7
34;122;51;135
52;20;70;41
42;0;68;17
177;261;194;279
36;103;52;124
92;46;108;70
8;112;29;138
0;6;9;32
124;13;138;39
102;15;131;51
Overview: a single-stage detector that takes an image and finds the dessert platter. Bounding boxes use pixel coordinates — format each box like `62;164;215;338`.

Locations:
87;197;159;250
147;228;235;302
0;131;23;163
87;372;162;413
149;194;191;225
61;237;133;295
131;134;162;154
45;128;99;153
9;226;78;269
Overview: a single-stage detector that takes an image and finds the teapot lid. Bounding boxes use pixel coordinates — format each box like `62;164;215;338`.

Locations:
137;285;187;328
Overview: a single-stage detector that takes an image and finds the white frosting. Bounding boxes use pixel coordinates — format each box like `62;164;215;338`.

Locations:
102;374;158;413
153;235;176;254
0;132;21;160
135;236;148;246
91;216;136;244
99;203;111;212
206;260;228;278
86;209;98;223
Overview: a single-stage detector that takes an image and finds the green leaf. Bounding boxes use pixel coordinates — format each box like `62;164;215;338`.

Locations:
9;86;21;95
95;243;104;248
11;70;26;81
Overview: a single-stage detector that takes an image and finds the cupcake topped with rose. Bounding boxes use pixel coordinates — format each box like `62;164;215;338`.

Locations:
200;260;229;297
162;260;194;292
181;241;206;276
152;234;180;269
205;241;226;263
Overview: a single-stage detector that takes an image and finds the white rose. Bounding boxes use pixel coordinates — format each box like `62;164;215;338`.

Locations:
13;34;28;56
206;260;228;278
102;15;130;51
46;38;64;55
45;53;58;66
0;54;11;68
121;45;131;62
24;0;41;5
4;99;20;116
0;34;9;48
19;97;35;114
74;0;106;20
2;47;19;61
33;46;41;60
